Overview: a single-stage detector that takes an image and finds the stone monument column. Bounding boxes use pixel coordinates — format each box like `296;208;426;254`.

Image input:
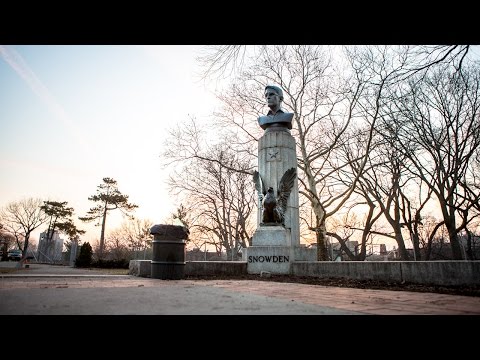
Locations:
256;129;300;246
243;85;300;274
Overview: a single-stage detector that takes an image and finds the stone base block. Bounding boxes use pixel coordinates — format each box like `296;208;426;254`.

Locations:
252;226;291;246
244;246;292;274
129;260;151;277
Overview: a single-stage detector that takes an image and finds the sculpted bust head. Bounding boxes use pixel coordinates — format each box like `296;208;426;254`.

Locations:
258;85;293;131
265;85;283;114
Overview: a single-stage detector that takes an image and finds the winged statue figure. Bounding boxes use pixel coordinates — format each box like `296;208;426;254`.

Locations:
253;168;296;225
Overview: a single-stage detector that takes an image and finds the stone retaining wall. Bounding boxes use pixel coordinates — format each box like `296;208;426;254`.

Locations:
292;261;480;286
128;260;246;278
129;260;480;286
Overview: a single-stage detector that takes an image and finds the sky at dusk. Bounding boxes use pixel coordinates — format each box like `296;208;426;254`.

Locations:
2;45;479;251
0;45;220;245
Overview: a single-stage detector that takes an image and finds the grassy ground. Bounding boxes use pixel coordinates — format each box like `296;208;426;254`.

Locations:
0;268;18;274
89;268;129;275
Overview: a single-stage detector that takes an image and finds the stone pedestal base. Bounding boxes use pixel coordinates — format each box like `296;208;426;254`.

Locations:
244;226;293;274
252;225;291;246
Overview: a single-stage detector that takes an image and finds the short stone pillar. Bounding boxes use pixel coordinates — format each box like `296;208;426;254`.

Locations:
150;224;188;280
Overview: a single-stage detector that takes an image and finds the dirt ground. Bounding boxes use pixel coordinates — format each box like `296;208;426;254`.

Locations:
185;273;480;297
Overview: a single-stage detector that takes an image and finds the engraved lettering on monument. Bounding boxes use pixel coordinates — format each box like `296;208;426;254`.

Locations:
248;255;290;263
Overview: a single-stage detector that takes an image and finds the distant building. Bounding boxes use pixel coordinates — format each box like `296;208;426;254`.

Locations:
37;230;64;263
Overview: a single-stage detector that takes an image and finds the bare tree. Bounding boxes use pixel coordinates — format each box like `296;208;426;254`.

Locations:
107;218;153;260
391;64;480;259
345;49;479;261
461;147;480;258
209;45;408;260
327;205;381;261
104;230;130;261
199;45;472;84
0;198;47;265
415;215;443;260
451;140;480;259
197;45;266;82
398;179;434;260
0;229;16;261
400;45;471;80
163;121;255;260
197;45;476;260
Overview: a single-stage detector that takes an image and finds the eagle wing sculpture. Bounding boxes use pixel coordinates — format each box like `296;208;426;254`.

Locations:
253;170;266;205
253;168;296;225
275;167;297;223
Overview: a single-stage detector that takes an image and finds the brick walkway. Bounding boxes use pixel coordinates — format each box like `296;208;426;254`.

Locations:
193;280;480;315
1;275;479;315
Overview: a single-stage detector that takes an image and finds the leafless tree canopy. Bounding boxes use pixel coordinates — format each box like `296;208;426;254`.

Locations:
162;118;256;259
0;197;47;261
164;45;479;261
106;218;153;260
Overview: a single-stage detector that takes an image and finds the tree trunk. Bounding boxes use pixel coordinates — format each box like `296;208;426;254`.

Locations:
449;232;463;260
99;206;108;258
315;215;328;261
394;229;410;260
444;214;463;260
412;233;421;261
17;235;30;268
465;231;474;260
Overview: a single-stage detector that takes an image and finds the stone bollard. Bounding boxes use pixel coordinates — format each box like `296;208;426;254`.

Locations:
150;224;189;280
